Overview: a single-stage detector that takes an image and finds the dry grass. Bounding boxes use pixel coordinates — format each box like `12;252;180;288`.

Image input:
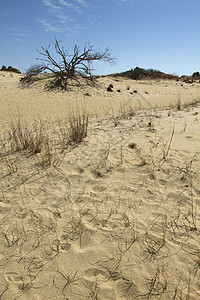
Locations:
162;124;175;160
68;108;89;144
169;95;200;111
0;108;89;157
0;109;89;191
119;99;136;119
8;119;46;154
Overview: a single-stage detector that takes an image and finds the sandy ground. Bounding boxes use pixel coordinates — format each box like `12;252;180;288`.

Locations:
0;71;200;299
0;71;200;129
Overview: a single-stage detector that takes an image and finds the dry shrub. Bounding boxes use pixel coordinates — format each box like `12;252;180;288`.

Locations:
68;109;89;144
39;139;54;167
2;111;89;156
8;119;46;154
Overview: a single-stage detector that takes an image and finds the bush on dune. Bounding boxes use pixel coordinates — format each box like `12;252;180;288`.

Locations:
114;67;179;80
0;65;21;74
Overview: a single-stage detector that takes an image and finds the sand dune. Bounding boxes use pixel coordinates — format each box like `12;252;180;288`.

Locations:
0;71;199;129
0;72;200;299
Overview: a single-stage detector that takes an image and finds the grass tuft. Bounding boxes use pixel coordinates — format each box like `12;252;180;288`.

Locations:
68;109;89;144
8;119;45;154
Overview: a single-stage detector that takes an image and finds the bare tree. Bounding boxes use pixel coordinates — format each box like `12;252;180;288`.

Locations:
26;64;46;75
20;64;46;87
20;37;116;91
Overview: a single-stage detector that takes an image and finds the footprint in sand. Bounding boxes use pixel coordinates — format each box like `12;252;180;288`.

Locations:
4;272;22;283
84;268;107;278
90;169;104;179
4;272;35;284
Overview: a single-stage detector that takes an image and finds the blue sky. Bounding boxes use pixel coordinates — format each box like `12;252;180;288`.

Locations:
0;0;199;75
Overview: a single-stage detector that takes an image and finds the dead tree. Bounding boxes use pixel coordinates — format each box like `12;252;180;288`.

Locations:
20;64;46;87
20;38;116;91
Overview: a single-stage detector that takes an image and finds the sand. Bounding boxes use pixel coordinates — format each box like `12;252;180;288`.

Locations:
0;71;200;299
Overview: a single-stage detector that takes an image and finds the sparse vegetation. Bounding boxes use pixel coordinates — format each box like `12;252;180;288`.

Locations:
0;108;89;170
68;109;89;144
8;119;45;154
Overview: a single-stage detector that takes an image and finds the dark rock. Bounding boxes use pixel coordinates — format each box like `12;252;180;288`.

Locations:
107;86;113;92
